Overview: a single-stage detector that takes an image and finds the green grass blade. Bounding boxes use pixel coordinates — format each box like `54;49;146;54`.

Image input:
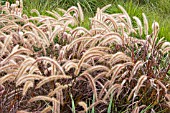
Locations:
91;94;95;113
107;94;114;113
140;104;153;113
70;93;76;113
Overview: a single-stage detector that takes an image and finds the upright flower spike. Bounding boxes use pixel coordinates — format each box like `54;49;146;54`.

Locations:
77;3;84;22
133;16;143;37
142;13;148;36
118;5;133;34
5;1;10;8
16;0;19;6
20;0;23;8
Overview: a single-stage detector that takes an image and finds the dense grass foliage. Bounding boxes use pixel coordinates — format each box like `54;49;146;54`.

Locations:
1;0;170;41
0;0;170;113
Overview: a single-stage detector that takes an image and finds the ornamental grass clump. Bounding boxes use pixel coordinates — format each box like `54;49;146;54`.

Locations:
0;1;170;113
